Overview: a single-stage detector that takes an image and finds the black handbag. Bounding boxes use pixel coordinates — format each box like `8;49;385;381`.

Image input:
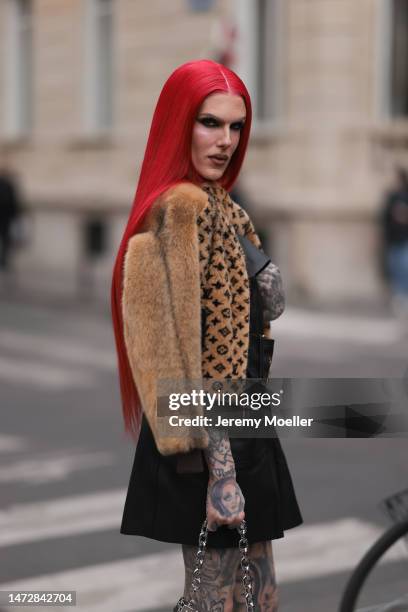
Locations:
175;519;255;611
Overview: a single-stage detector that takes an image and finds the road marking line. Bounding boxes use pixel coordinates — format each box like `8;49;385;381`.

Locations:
0;452;115;491
272;517;406;582
0;434;27;453
273;309;401;345
0;330;116;371
1;502;407;611
0;356;95;390
0;486;122;547
0;552;184;611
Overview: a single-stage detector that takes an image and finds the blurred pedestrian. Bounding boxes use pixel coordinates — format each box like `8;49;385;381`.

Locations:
381;167;408;320
0;152;23;274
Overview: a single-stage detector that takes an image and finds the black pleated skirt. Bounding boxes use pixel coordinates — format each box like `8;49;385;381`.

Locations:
120;412;303;548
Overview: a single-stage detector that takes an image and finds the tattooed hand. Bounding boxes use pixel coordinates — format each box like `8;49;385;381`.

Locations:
203;429;245;531
206;475;245;532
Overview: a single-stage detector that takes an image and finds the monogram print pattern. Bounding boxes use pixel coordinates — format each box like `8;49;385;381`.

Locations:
197;184;263;380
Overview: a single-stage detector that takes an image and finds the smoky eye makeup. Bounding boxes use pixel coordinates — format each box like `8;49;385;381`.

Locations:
197;116;246;131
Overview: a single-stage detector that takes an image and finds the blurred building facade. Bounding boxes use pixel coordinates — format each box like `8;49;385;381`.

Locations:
0;0;407;305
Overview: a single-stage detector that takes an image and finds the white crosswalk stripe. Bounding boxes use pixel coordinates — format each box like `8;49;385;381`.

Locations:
0;355;96;389
0;451;115;488
272;308;403;346
0;488;407;611
0;434;27;453
0;330;116;370
0;552;185;611
0;487;123;546
0;329;116;390
273;517;407;581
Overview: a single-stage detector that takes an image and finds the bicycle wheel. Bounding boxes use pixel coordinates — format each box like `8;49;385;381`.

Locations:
339;518;408;612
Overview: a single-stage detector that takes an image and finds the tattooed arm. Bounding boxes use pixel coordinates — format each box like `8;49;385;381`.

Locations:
256;261;285;325
203;428;245;532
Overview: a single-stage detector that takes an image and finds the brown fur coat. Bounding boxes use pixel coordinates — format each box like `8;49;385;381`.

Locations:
122;181;270;456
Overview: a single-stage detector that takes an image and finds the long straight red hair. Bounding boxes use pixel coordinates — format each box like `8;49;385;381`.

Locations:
111;59;253;442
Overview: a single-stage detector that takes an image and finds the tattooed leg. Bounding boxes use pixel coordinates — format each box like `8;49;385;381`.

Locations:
232;541;278;611
182;543;241;612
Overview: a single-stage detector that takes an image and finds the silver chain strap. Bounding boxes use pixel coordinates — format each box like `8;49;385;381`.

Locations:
176;518;255;611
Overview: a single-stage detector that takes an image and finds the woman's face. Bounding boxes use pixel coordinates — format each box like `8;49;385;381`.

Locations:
220;482;242;515
191;92;246;183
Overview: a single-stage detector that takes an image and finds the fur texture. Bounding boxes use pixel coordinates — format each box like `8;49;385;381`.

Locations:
122;183;209;455
122;181;268;455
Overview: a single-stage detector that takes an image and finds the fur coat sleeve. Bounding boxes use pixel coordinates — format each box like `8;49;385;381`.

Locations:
122;182;211;456
121;181;285;457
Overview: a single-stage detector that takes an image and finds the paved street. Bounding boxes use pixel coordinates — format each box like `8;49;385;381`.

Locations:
0;294;407;611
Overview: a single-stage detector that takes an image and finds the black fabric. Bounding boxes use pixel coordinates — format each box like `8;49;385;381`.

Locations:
120;242;303;547
246;276;275;380
236;234;271;277
120;412;303;548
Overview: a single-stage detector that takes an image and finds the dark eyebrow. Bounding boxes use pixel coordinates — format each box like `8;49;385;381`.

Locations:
198;113;246;123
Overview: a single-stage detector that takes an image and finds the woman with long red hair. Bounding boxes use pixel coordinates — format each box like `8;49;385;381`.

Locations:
111;59;303;610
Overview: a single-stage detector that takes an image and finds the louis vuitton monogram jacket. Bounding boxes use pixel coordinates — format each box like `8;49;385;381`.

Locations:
122;181;284;456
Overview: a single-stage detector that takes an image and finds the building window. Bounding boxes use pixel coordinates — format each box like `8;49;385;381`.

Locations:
84;0;114;133
3;0;32;137
235;0;283;125
391;0;408;117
